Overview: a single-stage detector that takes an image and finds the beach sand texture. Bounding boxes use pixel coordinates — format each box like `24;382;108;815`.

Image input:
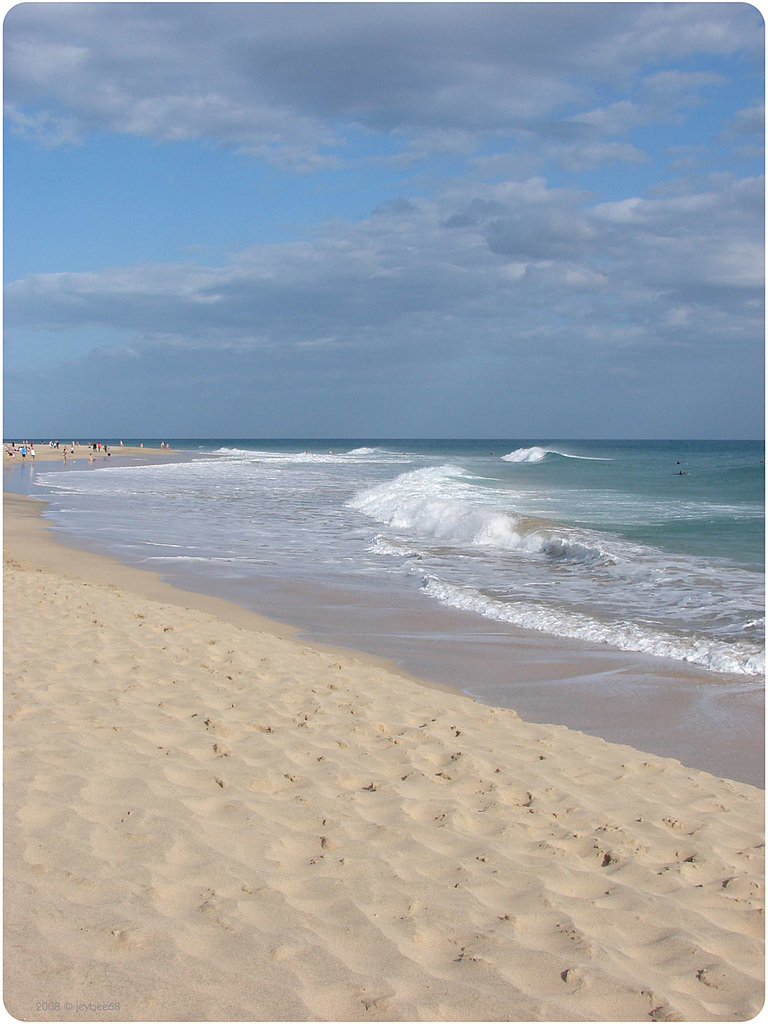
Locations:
4;496;764;1022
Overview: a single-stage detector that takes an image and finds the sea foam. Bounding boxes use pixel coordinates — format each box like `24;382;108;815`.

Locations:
421;575;765;676
350;463;764;675
349;465;613;563
501;446;612;463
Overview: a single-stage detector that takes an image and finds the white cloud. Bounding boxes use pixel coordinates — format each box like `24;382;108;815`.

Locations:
570;100;645;135
640;69;726;101
5;106;82;147
3;3;763;437
550;141;648;171
6;173;761;368
4;3;761;167
731;101;765;135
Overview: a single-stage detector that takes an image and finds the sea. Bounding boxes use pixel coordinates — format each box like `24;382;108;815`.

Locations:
6;438;765;785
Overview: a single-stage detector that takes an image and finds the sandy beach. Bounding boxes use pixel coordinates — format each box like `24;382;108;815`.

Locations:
3;491;764;1022
3;443;178;465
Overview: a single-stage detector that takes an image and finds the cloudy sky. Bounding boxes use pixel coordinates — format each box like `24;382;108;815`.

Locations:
4;2;764;439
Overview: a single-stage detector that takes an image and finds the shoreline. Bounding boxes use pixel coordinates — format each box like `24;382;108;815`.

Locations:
4;487;766;1020
5;449;763;787
3;490;458;697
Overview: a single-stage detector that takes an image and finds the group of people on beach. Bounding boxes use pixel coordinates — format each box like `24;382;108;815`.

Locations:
88;442;113;461
5;439;171;462
5;441;36;460
4;440;117;462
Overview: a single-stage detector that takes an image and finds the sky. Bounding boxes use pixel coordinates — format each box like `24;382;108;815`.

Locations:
3;2;765;439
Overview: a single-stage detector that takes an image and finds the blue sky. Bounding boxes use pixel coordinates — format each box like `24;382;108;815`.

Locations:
4;2;764;438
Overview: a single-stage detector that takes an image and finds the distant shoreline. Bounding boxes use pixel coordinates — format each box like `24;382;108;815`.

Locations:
3;441;178;464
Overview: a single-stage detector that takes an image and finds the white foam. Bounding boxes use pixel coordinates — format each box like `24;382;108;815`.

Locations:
367;535;423;559
143;554;240;563
421;576;765;676
501;446;612;463
350;466;613;563
213;448;339;463
212;445;407;465
502;446;551;463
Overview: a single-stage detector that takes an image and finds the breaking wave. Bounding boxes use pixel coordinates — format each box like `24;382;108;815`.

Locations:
421;576;765;677
349;465;614;564
350;464;764;675
501;446;612;463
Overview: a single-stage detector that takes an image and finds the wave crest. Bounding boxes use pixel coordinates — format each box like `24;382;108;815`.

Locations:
421;576;765;676
350;466;613;564
501;446;612;463
502;446;551;463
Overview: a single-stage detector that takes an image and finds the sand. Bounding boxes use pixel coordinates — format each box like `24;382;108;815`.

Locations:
3;443;177;465
3;493;764;1022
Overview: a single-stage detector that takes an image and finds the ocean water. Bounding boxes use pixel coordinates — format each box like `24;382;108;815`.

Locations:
7;438;765;782
21;439;765;675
